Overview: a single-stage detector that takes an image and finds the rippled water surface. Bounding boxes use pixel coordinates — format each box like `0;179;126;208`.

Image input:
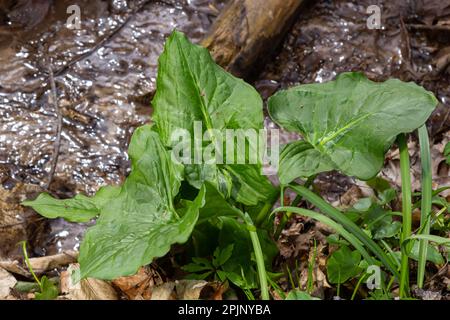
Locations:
0;0;226;256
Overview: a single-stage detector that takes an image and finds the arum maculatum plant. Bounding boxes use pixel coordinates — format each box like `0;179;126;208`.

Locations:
268;73;445;298
23;30;448;300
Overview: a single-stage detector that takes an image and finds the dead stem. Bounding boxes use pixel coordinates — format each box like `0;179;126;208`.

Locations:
53;0;154;78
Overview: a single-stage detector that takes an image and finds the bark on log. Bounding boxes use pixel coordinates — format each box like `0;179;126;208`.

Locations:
201;0;305;78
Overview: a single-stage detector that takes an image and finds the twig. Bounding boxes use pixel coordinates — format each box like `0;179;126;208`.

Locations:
45;63;62;190
400;18;412;67
0;216;46;229
24;0;156;113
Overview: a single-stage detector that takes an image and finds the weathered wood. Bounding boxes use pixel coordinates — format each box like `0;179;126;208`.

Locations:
201;0;305;78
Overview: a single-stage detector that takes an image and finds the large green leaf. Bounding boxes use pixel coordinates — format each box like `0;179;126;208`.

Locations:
226;164;277;206
277;141;334;184
22;186;120;223
80;189;204;280
269;72;438;183
77;125;205;279
152;31;275;206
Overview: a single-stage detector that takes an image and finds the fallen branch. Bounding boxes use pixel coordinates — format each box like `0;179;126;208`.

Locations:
0;251;79;277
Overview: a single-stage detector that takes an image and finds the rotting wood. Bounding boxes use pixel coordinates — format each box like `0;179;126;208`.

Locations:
201;0;305;78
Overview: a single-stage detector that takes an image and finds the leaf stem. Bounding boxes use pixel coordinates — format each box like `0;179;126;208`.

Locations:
306;239;317;294
417;125;432;288
398;133;412;298
241;213;270;300
380;239;401;268
386;274;396;292
21;241;42;289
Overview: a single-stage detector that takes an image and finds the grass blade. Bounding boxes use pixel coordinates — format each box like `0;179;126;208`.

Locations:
273;206;375;264
417;125;432;288
398;133;412;298
287;184;400;279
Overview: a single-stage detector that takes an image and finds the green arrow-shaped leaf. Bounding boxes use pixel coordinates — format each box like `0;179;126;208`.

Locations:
269;72;438;183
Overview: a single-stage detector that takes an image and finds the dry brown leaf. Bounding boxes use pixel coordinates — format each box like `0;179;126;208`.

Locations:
270;288;284;300
382;133;450;196
298;243;330;297
210;282;227;300
0;260;29;277
0;183;41;259
339;185;363;208
0;267;17;299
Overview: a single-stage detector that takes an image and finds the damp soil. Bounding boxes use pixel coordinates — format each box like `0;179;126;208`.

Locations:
0;0;449;263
